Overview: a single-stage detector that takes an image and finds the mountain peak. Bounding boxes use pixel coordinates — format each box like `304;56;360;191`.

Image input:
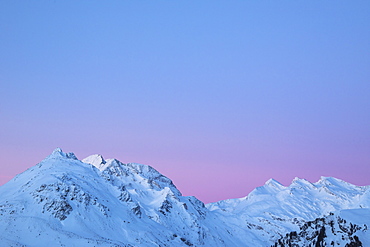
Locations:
52;147;63;154
291;177;306;183
265;178;284;188
318;176;338;183
315;177;360;193
291;177;312;185
316;176;347;187
82;154;107;170
49;148;77;160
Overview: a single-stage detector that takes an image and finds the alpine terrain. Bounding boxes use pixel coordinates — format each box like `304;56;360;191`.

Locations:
0;148;369;246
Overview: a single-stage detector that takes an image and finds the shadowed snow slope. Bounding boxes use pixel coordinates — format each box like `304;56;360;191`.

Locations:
0;148;369;246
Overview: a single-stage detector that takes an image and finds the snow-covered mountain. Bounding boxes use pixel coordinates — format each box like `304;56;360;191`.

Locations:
207;177;370;246
0;149;369;246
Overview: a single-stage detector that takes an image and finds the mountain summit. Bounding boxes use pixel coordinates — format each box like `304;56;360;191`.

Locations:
0;149;369;246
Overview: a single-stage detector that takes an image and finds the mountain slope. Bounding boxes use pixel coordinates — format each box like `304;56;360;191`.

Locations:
0;149;234;246
272;209;370;247
207;177;370;245
0;148;369;246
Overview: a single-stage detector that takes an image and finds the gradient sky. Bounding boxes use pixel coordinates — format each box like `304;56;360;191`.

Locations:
1;1;369;203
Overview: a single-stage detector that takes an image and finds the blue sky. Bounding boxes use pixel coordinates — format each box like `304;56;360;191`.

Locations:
1;1;369;203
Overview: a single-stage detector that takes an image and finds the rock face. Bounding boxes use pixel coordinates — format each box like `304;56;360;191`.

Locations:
0;148;369;246
271;210;369;247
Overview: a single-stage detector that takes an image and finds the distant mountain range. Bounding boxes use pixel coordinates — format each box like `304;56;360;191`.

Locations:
0;148;368;246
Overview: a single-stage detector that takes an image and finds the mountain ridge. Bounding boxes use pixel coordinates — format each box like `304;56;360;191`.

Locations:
0;148;368;246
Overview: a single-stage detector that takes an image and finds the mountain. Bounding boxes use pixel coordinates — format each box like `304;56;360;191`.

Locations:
0;148;369;246
207;177;370;246
272;209;370;247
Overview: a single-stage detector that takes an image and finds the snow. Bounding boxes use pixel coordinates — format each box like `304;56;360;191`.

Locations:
82;154;107;170
0;148;369;246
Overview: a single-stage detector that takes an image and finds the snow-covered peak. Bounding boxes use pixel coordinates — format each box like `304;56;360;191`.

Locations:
48;147;78;160
0;149;217;246
209;176;370;224
290;177;315;189
52;147;63;154
291;177;311;184
265;178;284;188
207;177;370;245
316;176;347;187
292;176;303;183
82;154;107;170
314;176;362;193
